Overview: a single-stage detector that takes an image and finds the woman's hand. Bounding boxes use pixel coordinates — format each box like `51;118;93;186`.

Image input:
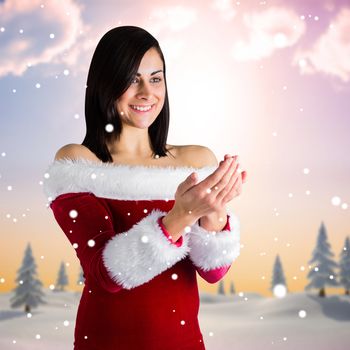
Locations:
199;154;247;230
171;155;247;223
219;154;247;201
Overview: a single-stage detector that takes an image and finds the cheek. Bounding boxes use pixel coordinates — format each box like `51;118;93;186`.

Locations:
156;88;166;103
117;89;133;103
115;102;123;114
115;96;129;111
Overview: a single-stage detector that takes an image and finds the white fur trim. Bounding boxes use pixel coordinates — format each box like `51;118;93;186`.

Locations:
42;157;217;202
102;208;190;289
188;211;240;271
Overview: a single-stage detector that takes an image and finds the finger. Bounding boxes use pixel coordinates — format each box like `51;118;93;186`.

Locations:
216;168;239;203
219;157;237;182
216;162;240;202
219;155;232;166
177;171;200;196
212;161;239;199
216;157;239;189
197;156;237;191
224;154;239;162
241;170;248;183
220;155;238;168
224;174;242;202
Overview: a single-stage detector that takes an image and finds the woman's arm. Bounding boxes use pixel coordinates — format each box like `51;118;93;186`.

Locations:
188;212;240;283
158;211;240;283
179;145;241;283
50;192;191;293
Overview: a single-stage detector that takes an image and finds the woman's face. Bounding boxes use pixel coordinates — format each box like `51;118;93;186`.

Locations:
115;47;166;129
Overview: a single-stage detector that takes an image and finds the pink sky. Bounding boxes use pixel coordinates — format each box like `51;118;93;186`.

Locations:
0;0;349;297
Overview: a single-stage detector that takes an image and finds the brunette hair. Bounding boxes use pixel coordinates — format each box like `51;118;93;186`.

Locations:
82;26;172;162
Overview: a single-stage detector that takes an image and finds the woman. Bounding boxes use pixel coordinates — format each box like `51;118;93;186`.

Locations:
43;25;247;350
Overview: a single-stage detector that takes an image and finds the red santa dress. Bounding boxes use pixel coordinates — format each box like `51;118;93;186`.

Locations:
42;157;241;350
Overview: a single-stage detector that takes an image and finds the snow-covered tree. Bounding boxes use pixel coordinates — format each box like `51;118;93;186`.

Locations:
270;254;288;293
55;261;69;291
77;265;85;286
229;280;236;295
217;279;225;295
339;236;350;295
10;243;46;313
305;221;338;297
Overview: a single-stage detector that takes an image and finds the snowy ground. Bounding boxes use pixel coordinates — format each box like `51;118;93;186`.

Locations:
0;290;349;350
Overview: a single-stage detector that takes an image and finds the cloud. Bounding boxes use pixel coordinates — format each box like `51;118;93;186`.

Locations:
293;7;350;82
147;5;198;34
231;7;305;61
210;0;237;22
0;0;90;77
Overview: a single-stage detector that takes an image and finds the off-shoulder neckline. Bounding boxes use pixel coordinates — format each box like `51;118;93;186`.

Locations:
44;157;218;201
51;156;217;172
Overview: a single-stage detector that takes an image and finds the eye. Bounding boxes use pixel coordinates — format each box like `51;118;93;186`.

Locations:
131;77;162;84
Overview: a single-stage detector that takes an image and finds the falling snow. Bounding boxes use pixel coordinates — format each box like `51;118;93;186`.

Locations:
105;124;114;132
87;239;95;247
298;310;307;318
331;196;341;206
69;210;78;218
273;284;287;298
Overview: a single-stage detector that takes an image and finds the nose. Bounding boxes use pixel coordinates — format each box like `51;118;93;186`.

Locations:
136;81;153;99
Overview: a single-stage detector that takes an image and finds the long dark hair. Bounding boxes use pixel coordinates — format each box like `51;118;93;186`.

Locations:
82;26;172;163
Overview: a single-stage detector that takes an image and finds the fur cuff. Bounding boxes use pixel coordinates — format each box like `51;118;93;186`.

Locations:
188;212;240;271
102;209;190;289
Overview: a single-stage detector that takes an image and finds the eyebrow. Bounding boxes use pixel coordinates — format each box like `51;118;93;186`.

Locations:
136;69;163;77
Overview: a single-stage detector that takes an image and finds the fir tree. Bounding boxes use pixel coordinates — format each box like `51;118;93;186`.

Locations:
77;265;85;287
305;221;338;297
10;243;46;313
217;279;225;295
270;254;288;293
229;280;236;295
55;261;69;291
339;236;350;295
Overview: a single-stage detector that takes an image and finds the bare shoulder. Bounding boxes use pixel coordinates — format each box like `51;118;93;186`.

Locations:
54;144;99;162
179;145;219;168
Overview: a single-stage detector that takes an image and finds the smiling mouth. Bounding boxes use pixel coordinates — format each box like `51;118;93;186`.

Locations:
129;104;155;113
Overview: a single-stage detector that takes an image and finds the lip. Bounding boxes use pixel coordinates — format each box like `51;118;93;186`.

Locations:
129;104;155;114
